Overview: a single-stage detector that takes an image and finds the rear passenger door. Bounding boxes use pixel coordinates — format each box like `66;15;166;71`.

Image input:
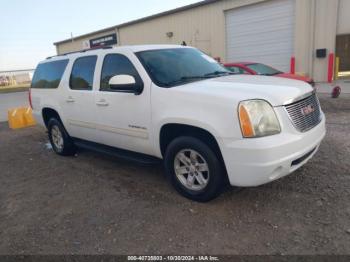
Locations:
60;55;98;141
93;52;153;155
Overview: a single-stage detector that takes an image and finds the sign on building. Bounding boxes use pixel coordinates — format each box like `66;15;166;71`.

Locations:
89;33;118;48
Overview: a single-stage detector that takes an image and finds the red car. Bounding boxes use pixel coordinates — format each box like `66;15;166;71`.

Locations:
224;62;315;86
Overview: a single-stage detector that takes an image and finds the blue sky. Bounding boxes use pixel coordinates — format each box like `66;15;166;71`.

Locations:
0;0;199;71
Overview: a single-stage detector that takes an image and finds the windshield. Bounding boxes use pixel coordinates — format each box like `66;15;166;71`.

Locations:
136;48;231;87
246;63;282;76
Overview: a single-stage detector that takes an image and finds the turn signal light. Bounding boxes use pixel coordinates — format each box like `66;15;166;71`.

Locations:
239;105;254;137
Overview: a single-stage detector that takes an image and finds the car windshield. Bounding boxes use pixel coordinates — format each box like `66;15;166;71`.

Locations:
136;48;232;87
246;63;282;76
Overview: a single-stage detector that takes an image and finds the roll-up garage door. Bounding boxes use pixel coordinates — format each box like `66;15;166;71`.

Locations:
225;0;295;72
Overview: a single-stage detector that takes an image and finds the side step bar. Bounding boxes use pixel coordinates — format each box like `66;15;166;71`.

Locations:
73;138;161;166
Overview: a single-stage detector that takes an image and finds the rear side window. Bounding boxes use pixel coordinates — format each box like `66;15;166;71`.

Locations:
100;54;142;91
31;60;69;89
70;56;97;90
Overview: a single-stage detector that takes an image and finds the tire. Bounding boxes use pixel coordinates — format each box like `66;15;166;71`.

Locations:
48;118;76;156
164;136;226;202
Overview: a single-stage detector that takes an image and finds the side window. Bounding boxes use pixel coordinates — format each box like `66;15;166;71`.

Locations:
238;67;250;74
239;68;250;75
100;54;142;92
31;59;69;89
226;66;248;74
226;66;240;74
70;56;97;90
227;66;251;75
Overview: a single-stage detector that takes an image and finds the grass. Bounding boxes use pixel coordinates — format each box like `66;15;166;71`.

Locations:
0;84;30;94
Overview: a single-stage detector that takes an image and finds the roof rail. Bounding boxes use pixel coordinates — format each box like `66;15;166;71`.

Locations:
46;46;113;59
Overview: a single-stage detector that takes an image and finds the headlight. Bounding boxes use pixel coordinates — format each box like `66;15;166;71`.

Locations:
238;100;281;138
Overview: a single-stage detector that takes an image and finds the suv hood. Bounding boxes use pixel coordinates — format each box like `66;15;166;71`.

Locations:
175;75;314;106
276;73;313;83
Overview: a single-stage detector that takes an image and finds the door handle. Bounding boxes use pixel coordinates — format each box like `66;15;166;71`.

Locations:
96;99;109;106
66;96;75;103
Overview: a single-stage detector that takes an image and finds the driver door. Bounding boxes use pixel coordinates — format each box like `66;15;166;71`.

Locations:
93;52;153;155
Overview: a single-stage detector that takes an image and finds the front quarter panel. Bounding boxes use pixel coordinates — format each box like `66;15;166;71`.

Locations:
151;83;242;157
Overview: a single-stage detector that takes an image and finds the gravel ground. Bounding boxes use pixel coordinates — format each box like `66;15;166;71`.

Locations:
0;95;349;255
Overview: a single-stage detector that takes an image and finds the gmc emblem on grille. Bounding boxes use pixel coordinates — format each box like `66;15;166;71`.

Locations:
301;104;315;116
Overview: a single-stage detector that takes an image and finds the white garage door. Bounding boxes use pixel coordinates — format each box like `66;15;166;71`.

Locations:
225;0;295;72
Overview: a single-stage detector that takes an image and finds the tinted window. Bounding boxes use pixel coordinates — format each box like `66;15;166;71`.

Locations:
100;54;142;91
226;66;249;74
31;60;69;89
136;48;230;88
70;56;97;90
246;63;282;76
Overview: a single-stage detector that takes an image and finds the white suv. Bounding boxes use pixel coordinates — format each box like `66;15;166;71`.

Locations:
30;45;326;202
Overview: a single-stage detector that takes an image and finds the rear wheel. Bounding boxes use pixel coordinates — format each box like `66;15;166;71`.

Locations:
48;118;76;156
164;136;226;202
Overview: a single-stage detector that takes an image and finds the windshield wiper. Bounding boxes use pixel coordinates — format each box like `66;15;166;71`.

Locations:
165;76;212;86
165;72;234;87
204;71;234;77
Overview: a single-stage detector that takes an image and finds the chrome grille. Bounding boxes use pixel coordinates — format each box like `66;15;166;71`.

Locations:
284;93;322;132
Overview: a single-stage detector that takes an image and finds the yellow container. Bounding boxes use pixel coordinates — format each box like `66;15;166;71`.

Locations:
8;107;36;129
23;107;36;126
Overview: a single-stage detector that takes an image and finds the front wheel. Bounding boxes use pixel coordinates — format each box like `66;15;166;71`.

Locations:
164;136;226;202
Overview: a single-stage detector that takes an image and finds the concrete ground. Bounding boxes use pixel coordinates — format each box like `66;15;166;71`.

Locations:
0;95;349;255
316;79;350;94
0;91;28;122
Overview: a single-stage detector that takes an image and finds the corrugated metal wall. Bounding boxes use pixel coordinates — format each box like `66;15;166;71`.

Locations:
225;0;295;72
337;0;350;35
56;29;118;55
55;0;350;82
118;0;265;60
56;0;266;60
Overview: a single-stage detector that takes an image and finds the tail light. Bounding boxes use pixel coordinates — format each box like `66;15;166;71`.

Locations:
28;88;33;109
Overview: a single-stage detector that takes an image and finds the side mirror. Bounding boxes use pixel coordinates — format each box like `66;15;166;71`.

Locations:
108;74;143;95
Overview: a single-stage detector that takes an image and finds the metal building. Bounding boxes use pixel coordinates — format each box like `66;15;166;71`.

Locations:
54;0;350;83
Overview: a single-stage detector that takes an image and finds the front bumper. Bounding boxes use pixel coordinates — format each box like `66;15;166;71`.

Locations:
220;112;326;187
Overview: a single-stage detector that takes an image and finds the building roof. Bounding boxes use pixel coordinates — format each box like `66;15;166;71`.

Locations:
45;45;191;63
54;0;221;45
